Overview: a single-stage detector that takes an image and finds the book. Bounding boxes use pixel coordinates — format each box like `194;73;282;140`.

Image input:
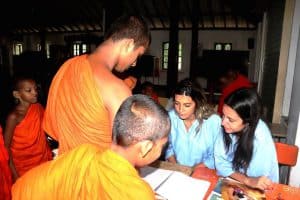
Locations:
140;166;211;200
207;177;266;200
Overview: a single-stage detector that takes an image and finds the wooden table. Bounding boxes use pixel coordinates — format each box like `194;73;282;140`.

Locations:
150;160;193;176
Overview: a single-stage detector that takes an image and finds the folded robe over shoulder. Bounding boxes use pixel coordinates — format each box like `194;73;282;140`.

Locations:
11;103;52;176
43;55;111;154
0;126;12;200
12;144;155;200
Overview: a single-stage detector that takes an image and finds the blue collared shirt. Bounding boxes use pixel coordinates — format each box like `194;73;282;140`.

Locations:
165;109;222;168
214;119;279;182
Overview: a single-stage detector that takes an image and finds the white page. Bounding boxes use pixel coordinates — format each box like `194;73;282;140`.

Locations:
140;166;174;189
140;166;211;200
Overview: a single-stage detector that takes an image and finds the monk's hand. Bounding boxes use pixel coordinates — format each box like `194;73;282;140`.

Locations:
244;176;273;191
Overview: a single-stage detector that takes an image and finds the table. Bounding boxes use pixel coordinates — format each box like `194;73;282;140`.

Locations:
192;166;300;200
150;160;193;176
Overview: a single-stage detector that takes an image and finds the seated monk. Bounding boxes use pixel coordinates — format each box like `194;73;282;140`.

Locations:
12;94;171;200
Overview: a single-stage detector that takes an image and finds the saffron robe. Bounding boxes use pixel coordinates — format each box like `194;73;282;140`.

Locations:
43;55;111;154
11;103;52;176
217;74;253;115
12;144;155;200
0;125;12;200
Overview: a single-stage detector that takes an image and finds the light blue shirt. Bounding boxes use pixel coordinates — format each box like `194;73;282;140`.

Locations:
165;109;222;168
214;119;279;182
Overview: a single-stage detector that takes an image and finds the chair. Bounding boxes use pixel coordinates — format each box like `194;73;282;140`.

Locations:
275;142;299;184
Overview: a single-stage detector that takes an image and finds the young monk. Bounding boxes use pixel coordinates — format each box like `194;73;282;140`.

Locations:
4;76;52;182
0;124;12;200
217;67;253;115
12;94;171;200
43;15;151;155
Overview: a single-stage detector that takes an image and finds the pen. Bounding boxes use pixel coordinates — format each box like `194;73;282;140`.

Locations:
155;192;168;200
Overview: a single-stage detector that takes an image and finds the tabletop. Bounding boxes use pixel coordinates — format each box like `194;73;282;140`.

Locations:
192;166;300;200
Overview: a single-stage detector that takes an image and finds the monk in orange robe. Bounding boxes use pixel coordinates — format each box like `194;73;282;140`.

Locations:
43;15;150;155
0;125;12;200
12;95;171;200
4;77;52;181
9;103;52;176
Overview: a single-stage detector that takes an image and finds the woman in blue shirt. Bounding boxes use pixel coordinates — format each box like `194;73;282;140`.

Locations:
215;88;278;191
165;78;222;168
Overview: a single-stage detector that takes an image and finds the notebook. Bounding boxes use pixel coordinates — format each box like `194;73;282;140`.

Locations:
140;166;211;200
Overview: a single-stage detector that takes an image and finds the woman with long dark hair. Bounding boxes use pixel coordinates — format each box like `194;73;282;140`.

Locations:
215;88;278;190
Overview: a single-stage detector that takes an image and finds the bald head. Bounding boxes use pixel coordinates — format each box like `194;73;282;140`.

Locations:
113;94;170;146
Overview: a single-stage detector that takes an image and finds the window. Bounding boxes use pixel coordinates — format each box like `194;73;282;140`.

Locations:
73;42;88;56
214;43;232;51
13;43;23;55
46;43;51;58
162;42;182;71
73;44;80;56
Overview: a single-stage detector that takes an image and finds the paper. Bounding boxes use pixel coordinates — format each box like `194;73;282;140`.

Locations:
140;166;211;200
208;177;266;200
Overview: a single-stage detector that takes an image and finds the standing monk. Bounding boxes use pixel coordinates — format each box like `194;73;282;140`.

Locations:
4;77;52;182
43;15;151;154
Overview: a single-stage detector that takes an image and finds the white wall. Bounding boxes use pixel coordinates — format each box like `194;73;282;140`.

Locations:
282;0;300;117
290;112;300;187
145;30;256;85
20;29;256;86
288;24;300;187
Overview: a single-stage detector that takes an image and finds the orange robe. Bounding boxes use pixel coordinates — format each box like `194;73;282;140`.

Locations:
0;125;12;200
12;144;155;200
11;103;52;176
43;55;111;154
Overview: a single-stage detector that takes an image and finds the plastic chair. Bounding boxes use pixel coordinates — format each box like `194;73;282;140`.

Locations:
275;142;299;184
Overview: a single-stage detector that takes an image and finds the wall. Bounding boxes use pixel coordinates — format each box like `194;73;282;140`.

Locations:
145;30;256;85
260;0;285;122
288;25;300;187
283;0;300;117
18;29;256;88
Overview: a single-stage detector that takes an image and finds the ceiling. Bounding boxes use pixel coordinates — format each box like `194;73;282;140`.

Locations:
0;0;270;35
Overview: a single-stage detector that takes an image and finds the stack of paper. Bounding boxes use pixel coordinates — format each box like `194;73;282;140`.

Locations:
140;166;211;200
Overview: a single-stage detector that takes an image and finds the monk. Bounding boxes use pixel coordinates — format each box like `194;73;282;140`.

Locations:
12;94;171;200
43;15;151;154
217;67;253;115
0;125;12;200
4;77;53;181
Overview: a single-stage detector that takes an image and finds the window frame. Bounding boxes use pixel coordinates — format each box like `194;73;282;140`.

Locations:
214;42;232;51
162;42;183;71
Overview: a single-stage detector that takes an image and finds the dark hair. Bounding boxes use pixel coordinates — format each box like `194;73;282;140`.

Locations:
104;15;151;48
12;75;36;92
113;94;170;146
223;88;262;172
173;78;215;124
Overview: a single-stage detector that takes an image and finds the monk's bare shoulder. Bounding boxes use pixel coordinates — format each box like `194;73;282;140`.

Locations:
6;108;25;127
91;65;131;120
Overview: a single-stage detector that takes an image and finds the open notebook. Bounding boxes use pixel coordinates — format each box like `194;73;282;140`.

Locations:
140;166;211;200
